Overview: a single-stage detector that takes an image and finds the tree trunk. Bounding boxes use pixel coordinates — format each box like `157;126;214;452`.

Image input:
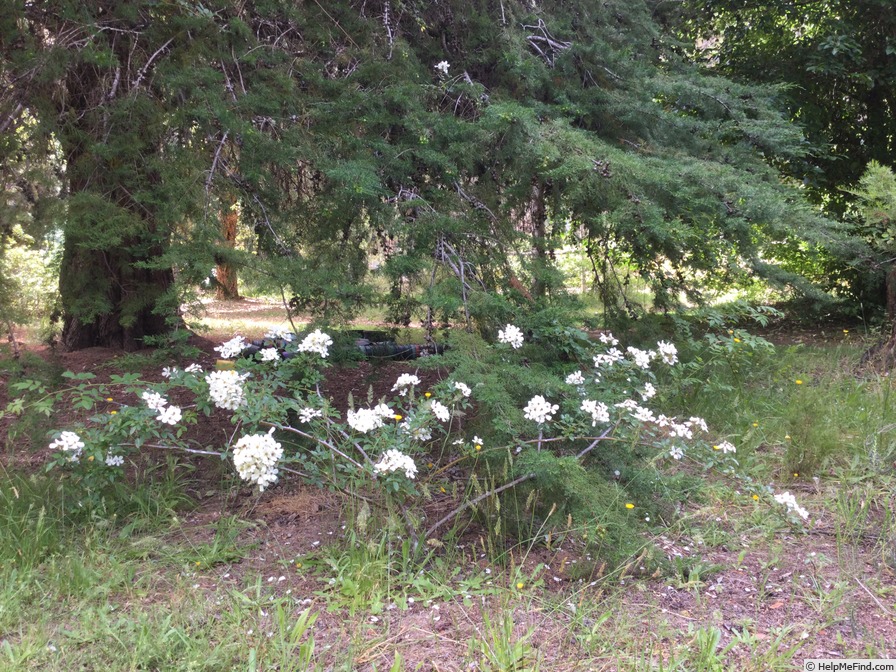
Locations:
528;179;549;299
860;264;896;371
59;239;177;351
214;194;241;300
59;140;180;351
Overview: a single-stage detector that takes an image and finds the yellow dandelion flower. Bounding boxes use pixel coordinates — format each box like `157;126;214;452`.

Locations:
516;582;524;589
795;379;803;385
843;329;849;334
393;414;403;421
475;444;482;451
439;486;446;493
87;456;94;462
625;502;635;509
195;561;201;567
752;494;759;501
110;410;118;415
785;435;792;440
712;444;720;451
793;472;799;478
427;462;434;468
106;397;114;402
752;422;758;427
424;392;432;398
733;337;741;343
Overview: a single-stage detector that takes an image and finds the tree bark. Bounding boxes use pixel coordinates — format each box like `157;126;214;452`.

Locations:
215;193;241;301
528;179;549;299
59;233;177;351
59;136;180;351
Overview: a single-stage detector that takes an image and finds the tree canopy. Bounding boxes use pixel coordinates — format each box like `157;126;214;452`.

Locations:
1;0;845;349
676;0;896;211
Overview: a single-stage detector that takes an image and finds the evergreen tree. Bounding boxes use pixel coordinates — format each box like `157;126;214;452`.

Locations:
1;0;844;350
675;0;896;211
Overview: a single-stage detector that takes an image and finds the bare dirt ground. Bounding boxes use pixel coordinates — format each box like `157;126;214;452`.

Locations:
2;299;895;670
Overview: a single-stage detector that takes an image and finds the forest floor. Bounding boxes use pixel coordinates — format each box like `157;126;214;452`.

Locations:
0;298;894;671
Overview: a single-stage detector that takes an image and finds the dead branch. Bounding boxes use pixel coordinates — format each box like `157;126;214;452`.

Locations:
522;19;572;68
205;131;229;195
131;37;174;93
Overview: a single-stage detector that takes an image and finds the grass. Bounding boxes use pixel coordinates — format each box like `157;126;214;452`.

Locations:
2;319;896;669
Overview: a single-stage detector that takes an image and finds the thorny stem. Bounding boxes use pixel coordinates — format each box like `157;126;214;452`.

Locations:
264;421;365;470
315;383;372;465
127;442;223;457
423;471;536;540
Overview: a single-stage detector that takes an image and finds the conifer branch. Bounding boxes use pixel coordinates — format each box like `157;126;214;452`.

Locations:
0;103;23;135
206;131;229;195
131;38;174;94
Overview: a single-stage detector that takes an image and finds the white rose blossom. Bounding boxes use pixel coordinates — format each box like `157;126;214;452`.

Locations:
688;416;708;433
206;370;249;411
264;327;294;342
374;403;394;419
259;347;281;363
581;399;610;426
773;491;809;520
374;449;418;479
105;453;125;467
401;423;432;442
49;431;85;462
185;363;203;373
434;61;450;75
392;373;421;396
523;395;559;424
156;405;183;425
657;341;678;365
669;446;684;460
141;390;168;412
713;440;736;454
161;367;178;379
615;399;639;411
297;329;333;358
626;346;655;370
670;422;693;440
498;324;525;349
565;371;585;386
631;405;656;423
298;407;323;423
453;381;472;397
639;383;656;401
347;405;393;433
594;348;624;367
598;332;619;346
232;428;283;492
430;400;450;422
215;336;249;359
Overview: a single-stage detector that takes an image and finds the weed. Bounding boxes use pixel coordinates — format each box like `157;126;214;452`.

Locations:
467;611;539;672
